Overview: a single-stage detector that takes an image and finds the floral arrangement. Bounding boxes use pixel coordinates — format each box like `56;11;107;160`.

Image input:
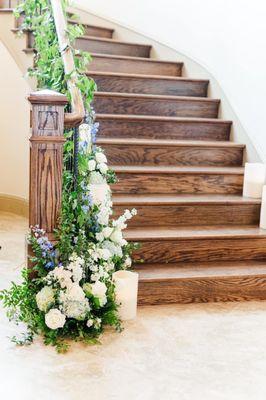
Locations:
0;0;138;353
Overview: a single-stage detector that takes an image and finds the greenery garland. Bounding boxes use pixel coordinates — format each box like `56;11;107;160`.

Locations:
0;0;138;353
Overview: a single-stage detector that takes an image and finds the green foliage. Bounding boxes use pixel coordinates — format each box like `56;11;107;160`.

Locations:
1;0;138;353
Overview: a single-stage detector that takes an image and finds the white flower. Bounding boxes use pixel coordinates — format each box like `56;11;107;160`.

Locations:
48;266;72;289
124;256;132;268
98;248;112;261
96;232;105;242
88;159;96;171
95;152;107;164
102;240;123;257
102;227;113;238
97;207;110;225
89;171;106;184
88;183;110;205
91;281;107;306
98;163;108;174
67;254;84;283
110;229;127;246
36;286;55;312
61;298;90;320
65;283;86;301
87;319;94;328
94;317;102;329
45;309;66;330
79;124;91;142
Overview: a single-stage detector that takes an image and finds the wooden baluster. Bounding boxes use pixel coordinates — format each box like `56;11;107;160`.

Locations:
28;90;68;243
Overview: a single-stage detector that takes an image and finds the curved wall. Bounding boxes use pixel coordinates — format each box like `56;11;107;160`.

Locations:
74;0;265;162
0;41;30;201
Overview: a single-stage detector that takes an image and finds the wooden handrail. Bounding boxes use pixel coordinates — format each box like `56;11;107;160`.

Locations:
50;0;85;127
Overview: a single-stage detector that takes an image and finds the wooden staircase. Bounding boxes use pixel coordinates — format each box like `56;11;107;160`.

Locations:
3;7;266;304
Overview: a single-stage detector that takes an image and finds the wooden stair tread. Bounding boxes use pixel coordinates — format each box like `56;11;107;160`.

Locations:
88;70;209;83
112;165;244;174
90;52;183;66
78;35;152;49
94;91;219;103
98;137;244;148
135;261;266;281
113;194;260;205
124;225;266;241
97;113;232;124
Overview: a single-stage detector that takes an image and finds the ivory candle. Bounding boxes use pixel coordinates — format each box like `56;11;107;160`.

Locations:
243;163;266;199
260;186;266;229
113;270;139;321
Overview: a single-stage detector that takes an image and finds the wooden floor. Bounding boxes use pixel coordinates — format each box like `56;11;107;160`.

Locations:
4;6;266;304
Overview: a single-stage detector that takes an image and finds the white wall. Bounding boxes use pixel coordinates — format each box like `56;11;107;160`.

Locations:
0;40;30;200
74;0;266;162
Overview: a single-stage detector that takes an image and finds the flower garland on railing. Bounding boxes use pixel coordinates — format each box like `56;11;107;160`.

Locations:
0;0;138;353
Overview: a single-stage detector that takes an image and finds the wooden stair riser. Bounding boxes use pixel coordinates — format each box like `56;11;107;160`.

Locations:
89;54;183;76
138;276;266;305
68;21;113;38
112;171;243;195
114;203;260;227
132;237;266;264
89;73;209;96
100;142;243;167
97;117;232;141
93;94;219;118
75;38;151;57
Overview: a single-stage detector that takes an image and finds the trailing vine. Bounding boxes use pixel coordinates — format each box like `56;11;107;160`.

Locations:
0;0;138;353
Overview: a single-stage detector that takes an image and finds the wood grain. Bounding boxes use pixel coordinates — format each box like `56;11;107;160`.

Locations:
76;36;151;58
97;114;232;141
93;93;220;118
68;20;114;38
89;53;183;76
98;138;244;166
88;71;209;96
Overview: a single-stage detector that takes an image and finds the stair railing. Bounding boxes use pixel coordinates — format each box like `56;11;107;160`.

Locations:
27;0;85;242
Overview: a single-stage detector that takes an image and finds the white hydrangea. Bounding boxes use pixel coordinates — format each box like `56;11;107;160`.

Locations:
59;284;90;320
88;159;96;171
45;308;66;330
36;286;55;312
95;152;107;164
91;281;107;306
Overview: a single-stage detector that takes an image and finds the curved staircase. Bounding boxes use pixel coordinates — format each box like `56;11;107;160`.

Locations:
2;5;266;304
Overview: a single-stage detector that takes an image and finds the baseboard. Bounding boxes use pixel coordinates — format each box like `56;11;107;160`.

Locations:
0;194;29;218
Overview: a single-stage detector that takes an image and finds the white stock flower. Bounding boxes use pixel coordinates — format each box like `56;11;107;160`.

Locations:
97;207;110;225
96;231;105;242
98;163;108;174
95;152;107;164
67;254;84;283
91;281;107;306
79;124;90;142
88;159;96;171
36;286;55;312
45;308;66;330
102;227;113;238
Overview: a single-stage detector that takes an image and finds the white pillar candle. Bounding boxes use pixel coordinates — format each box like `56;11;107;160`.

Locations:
260;185;266;229
243;163;266;199
113;270;139;321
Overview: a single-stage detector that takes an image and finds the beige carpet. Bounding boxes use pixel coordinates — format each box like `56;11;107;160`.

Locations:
1;211;266;400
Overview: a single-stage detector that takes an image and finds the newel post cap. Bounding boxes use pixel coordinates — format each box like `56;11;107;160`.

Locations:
28;89;68;105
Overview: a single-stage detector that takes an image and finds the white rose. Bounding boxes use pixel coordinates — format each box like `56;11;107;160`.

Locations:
102;240;123;257
88;159;96;171
98;163;108;174
110;229;127;246
88;184;110;205
36;286;55;312
95;152;107;164
45;309;66;330
96;232;105;242
48;266;72;289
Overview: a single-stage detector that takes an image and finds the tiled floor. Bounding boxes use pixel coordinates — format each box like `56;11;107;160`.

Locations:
1;211;266;400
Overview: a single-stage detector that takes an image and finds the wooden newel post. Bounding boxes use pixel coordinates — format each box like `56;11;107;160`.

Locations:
28;90;68;242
